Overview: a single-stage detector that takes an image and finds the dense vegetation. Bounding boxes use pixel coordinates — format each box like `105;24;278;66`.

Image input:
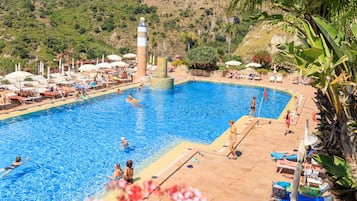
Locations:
229;0;357;200
0;0;255;75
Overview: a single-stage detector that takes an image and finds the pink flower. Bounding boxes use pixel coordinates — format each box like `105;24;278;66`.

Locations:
142;180;160;197
172;191;184;200
100;179;206;201
116;179;128;189
126;184;143;201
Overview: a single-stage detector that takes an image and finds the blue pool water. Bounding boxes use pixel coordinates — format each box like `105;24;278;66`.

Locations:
0;81;290;200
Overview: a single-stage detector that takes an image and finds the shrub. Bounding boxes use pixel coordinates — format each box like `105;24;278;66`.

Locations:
252;50;271;68
184;46;218;71
24;77;33;81
1;79;10;85
171;59;185;67
86;179;207;201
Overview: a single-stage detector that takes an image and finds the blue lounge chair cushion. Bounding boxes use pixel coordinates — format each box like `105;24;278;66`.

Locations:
271;152;297;161
279;191;331;201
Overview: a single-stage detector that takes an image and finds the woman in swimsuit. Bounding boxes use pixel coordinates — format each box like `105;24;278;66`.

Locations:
124;160;134;184
109;163;123;180
228;120;238;160
285;110;291;135
249;96;256;116
0;156;29;178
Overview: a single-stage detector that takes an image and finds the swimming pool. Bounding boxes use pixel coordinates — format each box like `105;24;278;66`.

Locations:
0;81;291;200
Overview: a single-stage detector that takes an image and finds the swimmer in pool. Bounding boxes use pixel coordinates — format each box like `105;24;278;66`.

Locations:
0;156;29;178
126;93;134;102
121;137;129;149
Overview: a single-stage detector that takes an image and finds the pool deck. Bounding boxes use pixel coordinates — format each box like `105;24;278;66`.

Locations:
0;69;318;201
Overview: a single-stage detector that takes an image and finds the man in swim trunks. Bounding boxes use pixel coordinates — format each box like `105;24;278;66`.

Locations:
249;96;256;116
0;156;29;178
121;137;129;149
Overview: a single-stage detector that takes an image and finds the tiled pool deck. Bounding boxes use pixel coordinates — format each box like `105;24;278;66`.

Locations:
0;69;318;201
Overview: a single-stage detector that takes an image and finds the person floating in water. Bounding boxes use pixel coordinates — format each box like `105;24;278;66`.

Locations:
126;93;134;102
0;156;29;178
126;93;141;104
121;137;129;149
121;137;135;153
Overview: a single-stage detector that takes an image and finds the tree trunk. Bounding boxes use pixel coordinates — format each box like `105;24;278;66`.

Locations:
228;36;232;58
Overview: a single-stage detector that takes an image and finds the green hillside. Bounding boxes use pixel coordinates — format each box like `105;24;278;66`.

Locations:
0;0;255;74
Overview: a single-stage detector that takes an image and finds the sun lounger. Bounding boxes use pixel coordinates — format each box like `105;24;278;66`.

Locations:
0;93;13;109
276;76;283;83
269;76;276;82
23;96;43;104
43;91;61;99
254;75;261;81
9;95;25;104
276;159;326;174
283;191;333;201
271;151;297;161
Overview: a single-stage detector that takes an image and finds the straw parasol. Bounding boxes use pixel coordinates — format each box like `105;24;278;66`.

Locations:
304;119;318;146
246;62;262;68
224;60;242;66
123;53;137;59
96;62;112;69
107;54;122;61
78;64;98;72
110;61;129;68
5;71;33;81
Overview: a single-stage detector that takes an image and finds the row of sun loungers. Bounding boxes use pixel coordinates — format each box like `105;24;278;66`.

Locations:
0;77;129;110
225;72;262;81
224;71;288;83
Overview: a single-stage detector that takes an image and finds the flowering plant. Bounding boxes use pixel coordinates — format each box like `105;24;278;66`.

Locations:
87;179;207;201
252;50;271;68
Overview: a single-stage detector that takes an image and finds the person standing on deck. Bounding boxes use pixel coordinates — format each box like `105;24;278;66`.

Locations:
249;96;256;116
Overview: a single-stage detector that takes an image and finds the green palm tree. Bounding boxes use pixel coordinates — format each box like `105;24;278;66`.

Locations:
181;31;198;52
222;22;237;58
281;16;357;199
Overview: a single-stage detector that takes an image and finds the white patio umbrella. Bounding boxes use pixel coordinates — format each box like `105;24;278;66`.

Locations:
304;119;318;146
246;62;262;68
107;54;122;61
5;71;34;90
78;64;98;72
225;60;242;66
241;67;255;72
123;53;137;59
110;61;129;67
290;140;306;201
5;71;33;81
96;62;112;69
